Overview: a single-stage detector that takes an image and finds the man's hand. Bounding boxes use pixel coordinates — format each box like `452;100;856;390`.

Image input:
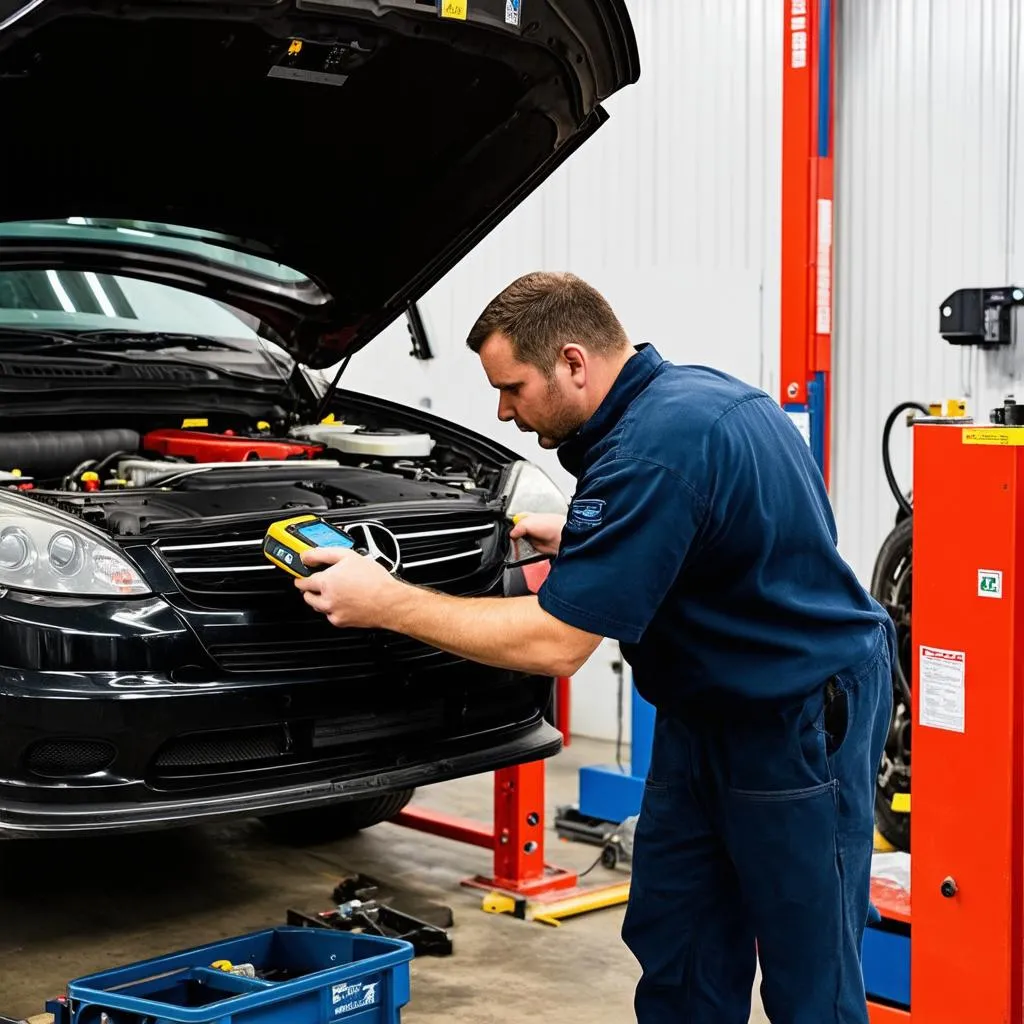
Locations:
510;512;566;557
293;541;601;677
293;547;400;629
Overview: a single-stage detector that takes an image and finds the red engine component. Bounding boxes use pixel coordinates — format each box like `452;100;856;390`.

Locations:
142;428;324;463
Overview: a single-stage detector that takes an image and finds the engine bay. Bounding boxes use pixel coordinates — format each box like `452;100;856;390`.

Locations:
3;410;503;537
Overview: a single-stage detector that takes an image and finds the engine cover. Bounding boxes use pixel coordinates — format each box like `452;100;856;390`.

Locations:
142;428;324;463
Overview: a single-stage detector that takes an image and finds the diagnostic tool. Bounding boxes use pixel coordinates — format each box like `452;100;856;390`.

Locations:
263;514;357;577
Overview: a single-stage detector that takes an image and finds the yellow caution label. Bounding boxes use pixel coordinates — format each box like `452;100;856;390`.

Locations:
892;793;911;813
288;40;302;55
962;427;1024;446
182;418;209;429
440;0;468;19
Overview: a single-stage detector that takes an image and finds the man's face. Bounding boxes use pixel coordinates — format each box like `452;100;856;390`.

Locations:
478;333;585;449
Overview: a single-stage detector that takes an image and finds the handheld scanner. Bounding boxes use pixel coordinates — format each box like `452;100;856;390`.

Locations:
263;514;356;577
506;513;548;568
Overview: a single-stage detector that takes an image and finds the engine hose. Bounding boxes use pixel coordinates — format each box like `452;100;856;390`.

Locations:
0;429;140;480
882;402;930;516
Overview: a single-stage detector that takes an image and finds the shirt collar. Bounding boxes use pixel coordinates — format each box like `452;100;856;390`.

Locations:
556;343;664;476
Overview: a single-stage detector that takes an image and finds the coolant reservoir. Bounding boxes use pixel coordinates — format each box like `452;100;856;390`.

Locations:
291;423;434;458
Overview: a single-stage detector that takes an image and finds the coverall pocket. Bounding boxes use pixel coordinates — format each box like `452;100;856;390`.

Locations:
729;778;837;802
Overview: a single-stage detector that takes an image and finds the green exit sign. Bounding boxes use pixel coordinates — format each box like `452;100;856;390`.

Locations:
978;569;1003;598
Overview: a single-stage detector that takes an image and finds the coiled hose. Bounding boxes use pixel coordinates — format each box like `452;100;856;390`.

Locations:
882;402;930;516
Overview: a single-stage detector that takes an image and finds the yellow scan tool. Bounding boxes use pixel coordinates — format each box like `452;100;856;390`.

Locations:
263;514;356;577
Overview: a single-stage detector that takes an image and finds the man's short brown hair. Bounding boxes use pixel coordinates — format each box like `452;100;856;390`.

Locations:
466;271;630;375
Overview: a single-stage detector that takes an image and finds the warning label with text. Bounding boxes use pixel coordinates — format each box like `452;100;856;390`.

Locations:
919;646;965;733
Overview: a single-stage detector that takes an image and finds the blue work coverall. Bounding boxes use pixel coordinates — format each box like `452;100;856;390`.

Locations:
537;344;895;1024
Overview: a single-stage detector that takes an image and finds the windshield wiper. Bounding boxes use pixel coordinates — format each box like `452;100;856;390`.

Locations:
0;327;250;353
70;330;250;352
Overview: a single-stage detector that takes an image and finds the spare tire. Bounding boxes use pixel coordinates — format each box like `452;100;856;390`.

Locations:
870;517;913;852
259;789;415;845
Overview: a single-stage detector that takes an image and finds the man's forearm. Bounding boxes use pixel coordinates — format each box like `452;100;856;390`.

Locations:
384;584;597;677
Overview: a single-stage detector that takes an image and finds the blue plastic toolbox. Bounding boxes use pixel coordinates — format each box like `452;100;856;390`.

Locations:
45;926;413;1024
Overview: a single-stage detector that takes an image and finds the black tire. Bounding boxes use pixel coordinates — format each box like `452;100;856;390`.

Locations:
259;789;415;845
869;517;913;852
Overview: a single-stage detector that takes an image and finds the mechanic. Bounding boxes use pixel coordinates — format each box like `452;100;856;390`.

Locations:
296;271;896;1024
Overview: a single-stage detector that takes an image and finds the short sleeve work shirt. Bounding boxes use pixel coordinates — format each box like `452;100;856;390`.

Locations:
537;344;887;709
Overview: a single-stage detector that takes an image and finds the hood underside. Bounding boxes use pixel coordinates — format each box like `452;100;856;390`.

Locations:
0;0;639;367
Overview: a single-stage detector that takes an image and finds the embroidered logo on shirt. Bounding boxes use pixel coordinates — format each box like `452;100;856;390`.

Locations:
568;498;606;530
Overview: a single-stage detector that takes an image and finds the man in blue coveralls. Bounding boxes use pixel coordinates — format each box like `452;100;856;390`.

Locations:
296;272;897;1024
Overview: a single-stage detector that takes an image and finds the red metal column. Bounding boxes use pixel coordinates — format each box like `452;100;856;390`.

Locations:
780;0;835;486
906;423;1024;1023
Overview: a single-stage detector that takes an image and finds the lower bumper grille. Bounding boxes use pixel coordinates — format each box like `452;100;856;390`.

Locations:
145;677;548;788
203;623;444;676
155;729;285;768
26;738;117;777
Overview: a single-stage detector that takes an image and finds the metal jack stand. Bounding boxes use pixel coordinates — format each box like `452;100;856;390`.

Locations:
287;873;454;956
392;757;579;898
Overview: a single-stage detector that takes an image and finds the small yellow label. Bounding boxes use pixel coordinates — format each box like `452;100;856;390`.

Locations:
441;0;468;19
892;793;911;813
962;427;1024;446
182;418;209;428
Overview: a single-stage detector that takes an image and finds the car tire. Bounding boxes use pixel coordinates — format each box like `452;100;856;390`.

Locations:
870;517;913;853
259;788;416;844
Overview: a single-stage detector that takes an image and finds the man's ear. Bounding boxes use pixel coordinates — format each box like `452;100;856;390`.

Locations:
560;343;588;386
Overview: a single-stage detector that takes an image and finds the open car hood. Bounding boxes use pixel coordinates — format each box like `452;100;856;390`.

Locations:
0;0;639;369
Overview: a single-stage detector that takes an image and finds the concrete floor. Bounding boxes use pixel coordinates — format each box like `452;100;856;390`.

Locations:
0;737;768;1023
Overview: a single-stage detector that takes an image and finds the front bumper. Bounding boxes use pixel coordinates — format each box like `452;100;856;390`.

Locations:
0;713;561;837
0;590;560;837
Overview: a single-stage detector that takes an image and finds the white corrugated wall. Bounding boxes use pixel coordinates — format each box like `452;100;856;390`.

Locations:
336;0;784;741
832;0;1024;584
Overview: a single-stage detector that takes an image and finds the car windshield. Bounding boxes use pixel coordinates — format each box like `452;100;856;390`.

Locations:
0;217;311;284
0;218;299;378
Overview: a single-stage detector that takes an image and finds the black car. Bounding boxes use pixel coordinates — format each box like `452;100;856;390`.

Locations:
0;0;639;837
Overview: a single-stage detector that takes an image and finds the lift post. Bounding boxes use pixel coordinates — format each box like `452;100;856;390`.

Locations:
863;419;1024;1021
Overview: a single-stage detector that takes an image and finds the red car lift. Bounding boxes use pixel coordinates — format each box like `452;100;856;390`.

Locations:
392;560;579;898
863;418;1024;1021
780;0;835;487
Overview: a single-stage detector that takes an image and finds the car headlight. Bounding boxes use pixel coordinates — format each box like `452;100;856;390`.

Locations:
0;494;150;596
500;460;569;518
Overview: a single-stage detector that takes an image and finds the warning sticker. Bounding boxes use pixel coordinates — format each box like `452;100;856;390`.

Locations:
962;427;1024;446
440;0;468;19
919;646;965;733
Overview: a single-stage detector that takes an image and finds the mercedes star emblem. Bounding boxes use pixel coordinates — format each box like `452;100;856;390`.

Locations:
345;522;402;575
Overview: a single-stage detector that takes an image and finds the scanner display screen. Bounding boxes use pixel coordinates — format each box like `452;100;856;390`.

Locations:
295;521;355;548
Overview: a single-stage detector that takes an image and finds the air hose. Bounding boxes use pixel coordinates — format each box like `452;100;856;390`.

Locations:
882;402;931;517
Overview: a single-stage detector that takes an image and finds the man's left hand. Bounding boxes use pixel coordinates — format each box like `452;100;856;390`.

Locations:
294;547;400;629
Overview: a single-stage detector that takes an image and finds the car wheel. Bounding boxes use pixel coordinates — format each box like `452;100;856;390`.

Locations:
259;789;416;844
870;517;913;852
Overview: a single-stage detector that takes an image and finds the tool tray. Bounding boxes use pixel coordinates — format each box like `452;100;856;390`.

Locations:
48;926;412;1024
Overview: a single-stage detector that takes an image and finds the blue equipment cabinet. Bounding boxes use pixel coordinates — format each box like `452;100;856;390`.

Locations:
567;680;655;828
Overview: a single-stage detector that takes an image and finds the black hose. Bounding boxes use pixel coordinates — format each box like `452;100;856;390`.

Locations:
0;429;140;479
882;402;930;516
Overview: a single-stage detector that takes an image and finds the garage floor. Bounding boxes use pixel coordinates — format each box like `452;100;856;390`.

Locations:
0;737;768;1023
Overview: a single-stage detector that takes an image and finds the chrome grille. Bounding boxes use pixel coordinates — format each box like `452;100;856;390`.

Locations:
153;507;507;675
156;508;504;600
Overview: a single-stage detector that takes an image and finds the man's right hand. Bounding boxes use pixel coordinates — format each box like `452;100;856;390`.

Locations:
510;512;566;557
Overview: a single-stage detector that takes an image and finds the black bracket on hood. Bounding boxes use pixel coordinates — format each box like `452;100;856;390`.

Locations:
405;300;433;360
